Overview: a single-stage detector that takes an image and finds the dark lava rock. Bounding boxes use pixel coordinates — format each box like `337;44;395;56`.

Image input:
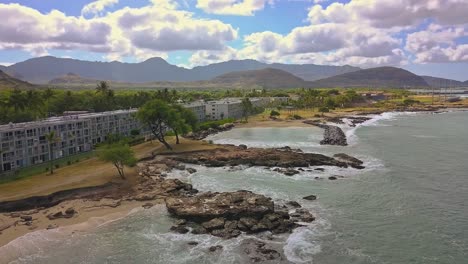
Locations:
166;190;310;239
328;176;338;180
333;153;365;169
208;245;223;252
303;195;317;201
187;241;199;246
241;239;284;263
303;121;348;146
20;215;33;221
286;201;302;208
314;168;325;172
239;144;248;150
165;191;274;222
170;225;189;234
186;168;197;174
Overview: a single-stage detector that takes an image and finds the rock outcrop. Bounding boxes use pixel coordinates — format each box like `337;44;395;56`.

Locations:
165;190;314;239
165;145;349;169
303;121;348;146
333;153;365;169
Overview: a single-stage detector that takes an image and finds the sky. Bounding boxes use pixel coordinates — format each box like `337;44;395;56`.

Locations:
0;0;467;81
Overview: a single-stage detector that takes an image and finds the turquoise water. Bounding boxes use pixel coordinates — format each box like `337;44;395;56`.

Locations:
2;110;468;264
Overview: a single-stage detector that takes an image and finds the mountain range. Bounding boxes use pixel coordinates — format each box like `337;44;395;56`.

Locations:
1;56;466;89
3;56;360;84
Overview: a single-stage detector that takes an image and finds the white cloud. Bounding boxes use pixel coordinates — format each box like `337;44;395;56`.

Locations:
308;0;468;29
0;2;238;61
196;0;272;16
82;0;119;17
0;62;13;66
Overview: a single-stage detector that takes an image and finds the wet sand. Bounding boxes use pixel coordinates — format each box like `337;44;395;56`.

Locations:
0;198;163;249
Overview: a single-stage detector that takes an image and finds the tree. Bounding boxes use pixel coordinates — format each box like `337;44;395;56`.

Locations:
98;144;136;179
45;131;61;174
171;104;198;144
8;88;27;112
96;81;110;95
270;110;280;117
241;97;254;122
137;99;177;150
319;106;329;117
42;88;56;116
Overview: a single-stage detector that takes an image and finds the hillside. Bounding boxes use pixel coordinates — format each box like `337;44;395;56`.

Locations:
0;70;34;90
211;68;307;89
49;73;99;85
308;67;430;88
421;76;464;87
5;56;360;84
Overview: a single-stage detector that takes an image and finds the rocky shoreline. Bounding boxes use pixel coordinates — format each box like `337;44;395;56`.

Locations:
163;144;364;170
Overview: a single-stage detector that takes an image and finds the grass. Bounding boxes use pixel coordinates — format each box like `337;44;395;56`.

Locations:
0;152;96;184
0;137;216;202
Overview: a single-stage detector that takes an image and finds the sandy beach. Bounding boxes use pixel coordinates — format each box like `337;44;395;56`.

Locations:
0;198;163;249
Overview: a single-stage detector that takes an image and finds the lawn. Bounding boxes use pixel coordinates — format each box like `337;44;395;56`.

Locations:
0;138;216;202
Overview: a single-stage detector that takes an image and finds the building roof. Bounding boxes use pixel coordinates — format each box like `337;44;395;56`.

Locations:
0;109;138;132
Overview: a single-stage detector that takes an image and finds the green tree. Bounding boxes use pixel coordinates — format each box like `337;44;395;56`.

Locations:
171;104;198;144
241;97;254;122
45;131;61;174
8;88;27;112
137;99;177;150
98;144;136;179
42;88;56;116
319;106;329;117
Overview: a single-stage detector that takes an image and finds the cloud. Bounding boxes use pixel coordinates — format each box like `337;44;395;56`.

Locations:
0;2;237;61
81;0;118;17
308;0;468;29
196;0;272;16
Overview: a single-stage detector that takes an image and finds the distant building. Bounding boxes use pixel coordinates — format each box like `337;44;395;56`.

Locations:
205;98;243;120
360;93;387;101
182;101;206;122
0;110;142;173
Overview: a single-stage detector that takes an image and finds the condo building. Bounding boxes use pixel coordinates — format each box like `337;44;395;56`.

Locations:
0;109;141;173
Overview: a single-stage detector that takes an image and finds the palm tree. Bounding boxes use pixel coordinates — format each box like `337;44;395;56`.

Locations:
8;88;27;112
45;131;60;174
96;81;110;95
42;88;56;116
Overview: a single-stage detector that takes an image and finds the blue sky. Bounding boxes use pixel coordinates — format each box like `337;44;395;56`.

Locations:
0;0;467;80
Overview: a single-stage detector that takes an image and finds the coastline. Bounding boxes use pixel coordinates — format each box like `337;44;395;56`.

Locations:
0;198;161;249
1;106;467;260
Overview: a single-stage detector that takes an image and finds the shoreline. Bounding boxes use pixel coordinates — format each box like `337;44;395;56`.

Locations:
1;107;467;257
0;198;161;249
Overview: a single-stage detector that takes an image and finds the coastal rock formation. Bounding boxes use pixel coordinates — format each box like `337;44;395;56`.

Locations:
240;239;286;263
165;145;349;169
303;121;348;146
165;190;313;238
186;123;235;140
333;153;365;169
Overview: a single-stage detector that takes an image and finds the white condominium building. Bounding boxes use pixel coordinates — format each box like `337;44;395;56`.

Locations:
0;109;141;173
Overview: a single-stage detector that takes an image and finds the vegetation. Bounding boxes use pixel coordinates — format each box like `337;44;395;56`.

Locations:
198;118;235;131
97;143;136;179
270;110;280;117
241;97;254;122
45;131;60;174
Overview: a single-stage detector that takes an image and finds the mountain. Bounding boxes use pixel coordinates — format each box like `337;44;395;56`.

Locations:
49;73;99;85
0;70;34;90
421;76;464;87
308;67;429;88
5;56;360;84
210;68;307;89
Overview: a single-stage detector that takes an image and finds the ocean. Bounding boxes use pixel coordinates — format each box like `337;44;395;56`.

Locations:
2;110;468;264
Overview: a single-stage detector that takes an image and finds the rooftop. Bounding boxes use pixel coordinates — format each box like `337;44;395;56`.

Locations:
0;109;138;132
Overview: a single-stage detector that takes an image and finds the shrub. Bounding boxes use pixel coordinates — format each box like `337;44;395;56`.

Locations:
270;110;280;117
293;114;303;120
55;164;60;169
